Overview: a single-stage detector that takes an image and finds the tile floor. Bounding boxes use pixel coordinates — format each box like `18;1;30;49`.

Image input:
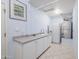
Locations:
39;43;76;59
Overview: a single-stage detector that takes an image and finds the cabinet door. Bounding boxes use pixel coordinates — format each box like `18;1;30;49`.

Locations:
48;36;51;45
43;37;48;51
44;36;51;50
14;42;23;59
36;39;44;57
23;41;36;59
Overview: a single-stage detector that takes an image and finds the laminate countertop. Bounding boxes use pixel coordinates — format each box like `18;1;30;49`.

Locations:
13;33;51;44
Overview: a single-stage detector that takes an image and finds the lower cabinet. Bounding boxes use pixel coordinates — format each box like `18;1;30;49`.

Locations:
14;42;23;59
48;36;52;45
43;37;49;51
14;41;36;59
36;38;44;57
23;41;36;59
14;36;51;59
36;36;51;57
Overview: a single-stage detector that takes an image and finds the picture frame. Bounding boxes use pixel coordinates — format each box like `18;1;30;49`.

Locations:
9;0;27;21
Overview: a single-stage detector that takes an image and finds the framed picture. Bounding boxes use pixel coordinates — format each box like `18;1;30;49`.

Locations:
9;0;27;21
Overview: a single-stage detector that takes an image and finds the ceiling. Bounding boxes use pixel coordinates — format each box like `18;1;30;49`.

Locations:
29;0;76;17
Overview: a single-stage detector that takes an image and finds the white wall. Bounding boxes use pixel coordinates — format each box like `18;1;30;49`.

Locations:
49;16;63;30
72;0;78;59
4;0;50;59
27;5;50;34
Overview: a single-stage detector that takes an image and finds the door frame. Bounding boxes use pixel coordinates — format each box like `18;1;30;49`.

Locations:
1;1;7;59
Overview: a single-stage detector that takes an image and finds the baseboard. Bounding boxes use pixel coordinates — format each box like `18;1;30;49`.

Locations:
37;46;51;59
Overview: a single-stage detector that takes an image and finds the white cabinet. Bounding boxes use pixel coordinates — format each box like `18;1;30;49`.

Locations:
14;35;51;59
43;37;48;51
14;42;23;59
14;41;36;59
36;36;51;57
44;36;51;50
36;38;44;57
48;35;52;44
23;41;36;59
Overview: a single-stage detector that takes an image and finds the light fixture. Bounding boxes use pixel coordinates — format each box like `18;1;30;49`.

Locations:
54;9;62;15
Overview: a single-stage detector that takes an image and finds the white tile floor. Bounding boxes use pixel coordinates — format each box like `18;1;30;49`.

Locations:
39;43;76;59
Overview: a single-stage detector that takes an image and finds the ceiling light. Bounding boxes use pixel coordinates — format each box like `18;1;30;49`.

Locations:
54;9;62;15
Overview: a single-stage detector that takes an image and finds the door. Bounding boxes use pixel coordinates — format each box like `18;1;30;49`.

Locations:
1;2;7;59
61;21;71;38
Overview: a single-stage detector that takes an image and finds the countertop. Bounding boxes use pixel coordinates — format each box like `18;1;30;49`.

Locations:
13;33;51;44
